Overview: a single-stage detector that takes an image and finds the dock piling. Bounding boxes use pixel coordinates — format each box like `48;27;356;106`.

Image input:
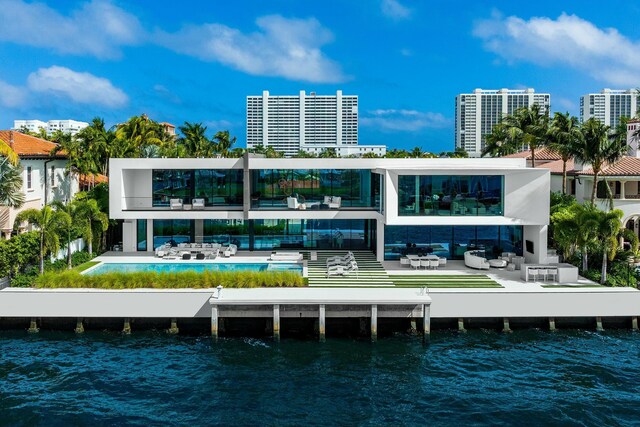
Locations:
273;304;280;341
596;316;604;332
211;305;219;340
458;318;466;333
502;318;512;333
548;317;556;332
371;304;378;342
409;318;418;335
74;318;84;334
123;318;131;334
423;304;431;339
28;317;39;333
632;316;639;331
318;304;326;342
168;318;179;334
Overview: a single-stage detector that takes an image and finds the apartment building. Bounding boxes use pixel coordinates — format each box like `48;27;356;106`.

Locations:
580;89;639;128
13;119;89;136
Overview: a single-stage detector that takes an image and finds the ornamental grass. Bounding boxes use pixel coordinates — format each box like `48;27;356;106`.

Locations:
34;270;305;289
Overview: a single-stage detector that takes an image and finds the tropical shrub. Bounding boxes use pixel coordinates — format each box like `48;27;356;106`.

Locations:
33;270;305;289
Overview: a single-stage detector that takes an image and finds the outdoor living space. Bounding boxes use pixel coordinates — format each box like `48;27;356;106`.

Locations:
383;259;601;291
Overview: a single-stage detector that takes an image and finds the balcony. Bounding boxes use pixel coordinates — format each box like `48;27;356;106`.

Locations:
121;197;242;211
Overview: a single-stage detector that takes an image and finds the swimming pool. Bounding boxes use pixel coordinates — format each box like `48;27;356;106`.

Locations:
87;262;303;275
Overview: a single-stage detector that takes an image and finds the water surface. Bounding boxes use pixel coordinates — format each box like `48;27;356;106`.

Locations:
1;330;639;426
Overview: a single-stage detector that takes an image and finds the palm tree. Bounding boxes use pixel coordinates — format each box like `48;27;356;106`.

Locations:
576;118;628;204
50;201;79;269
0;137;19;166
0;162;25;208
593;209;624;284
178;122;215;157
15;205;71;274
499;104;550;167
482;123;519;157
548;112;583;194
116;114;166;157
319;148;338;158
213;130;237;157
75;199;109;255
409;146;423;158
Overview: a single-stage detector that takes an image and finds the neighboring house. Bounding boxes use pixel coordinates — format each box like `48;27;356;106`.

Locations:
109;155;550;263
0;131;80;238
503;119;640;240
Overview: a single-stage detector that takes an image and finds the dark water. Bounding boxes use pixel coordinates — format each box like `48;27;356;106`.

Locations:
1;330;640;426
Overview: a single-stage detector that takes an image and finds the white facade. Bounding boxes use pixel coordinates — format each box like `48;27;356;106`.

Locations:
455;88;551;158
1;158;79;238
13;119;89;135
580;89;639;127
300;144;386;157
246;90;380;157
110;156;550;263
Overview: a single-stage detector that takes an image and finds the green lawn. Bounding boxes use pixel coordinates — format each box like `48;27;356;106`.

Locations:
72;261;100;273
389;274;503;288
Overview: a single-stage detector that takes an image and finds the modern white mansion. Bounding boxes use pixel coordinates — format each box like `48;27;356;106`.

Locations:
246;91;386;157
455;88;551;157
109;156;550;263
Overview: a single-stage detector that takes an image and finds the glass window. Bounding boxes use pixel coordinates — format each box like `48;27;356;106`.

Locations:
26;166;32;189
153;170;242;207
152;220;193;249
203;220;249;249
398;175;504;216
137;219;147;251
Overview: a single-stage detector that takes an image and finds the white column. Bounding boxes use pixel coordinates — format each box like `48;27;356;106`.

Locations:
423;304;431;337
319;304;326;342
273;304;280;341
146;219;153;252
376;219;385;262
211;305;219;339
194;219;204;243
620;181;627;200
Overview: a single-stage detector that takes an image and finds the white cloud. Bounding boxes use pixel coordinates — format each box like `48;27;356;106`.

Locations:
0;0;144;59
473;12;640;86
0;80;26;107
27;66;128;108
156;15;346;83
361;109;450;132
381;0;412;20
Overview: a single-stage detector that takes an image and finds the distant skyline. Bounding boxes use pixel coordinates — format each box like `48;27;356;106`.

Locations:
0;0;639;152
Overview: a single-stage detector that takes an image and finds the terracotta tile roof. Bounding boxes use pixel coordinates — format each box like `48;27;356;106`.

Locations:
578;156;640;176
79;173;109;186
0;130;64;159
502;147;563;161
535;158;575;174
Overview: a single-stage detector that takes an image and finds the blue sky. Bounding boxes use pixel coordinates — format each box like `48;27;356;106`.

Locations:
0;0;639;152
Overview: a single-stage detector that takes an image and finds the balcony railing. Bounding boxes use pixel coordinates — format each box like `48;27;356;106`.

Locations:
121;197;242;211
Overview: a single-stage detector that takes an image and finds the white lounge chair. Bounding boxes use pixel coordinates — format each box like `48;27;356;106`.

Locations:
192;198;205;210
323;196;341;209
170;199;183;210
224;244;238;257
287;197;303;210
326;265;345;277
464;251;490;270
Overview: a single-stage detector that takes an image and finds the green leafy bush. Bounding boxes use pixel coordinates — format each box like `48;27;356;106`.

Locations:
0;232;39;277
33;270;305;289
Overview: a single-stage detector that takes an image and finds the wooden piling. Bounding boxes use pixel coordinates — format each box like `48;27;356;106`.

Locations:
409;318;418;335
74;318;84;334
168;318;179;334
632;316;638;331
318;304;326;342
548;317;556;332
370;304;378;342
122;318;131;334
273;304;280;341
458;318;466;333
28;317;39;333
502;317;512;333
596;316;604;332
423;304;431;339
211;305;219;340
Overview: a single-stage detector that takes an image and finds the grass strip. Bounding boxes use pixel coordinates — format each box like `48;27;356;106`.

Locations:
72;261;100;273
35;270;305;289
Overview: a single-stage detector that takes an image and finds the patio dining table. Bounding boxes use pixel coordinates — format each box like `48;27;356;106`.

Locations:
407;254;440;261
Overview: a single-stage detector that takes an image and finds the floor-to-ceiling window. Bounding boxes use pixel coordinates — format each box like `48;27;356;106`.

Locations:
152;220;193;249
384;225;522;260
250;169;377;209
252;219;373;250
152;169;243;207
136;219;147;251
203;220;249;249
398;175;504;216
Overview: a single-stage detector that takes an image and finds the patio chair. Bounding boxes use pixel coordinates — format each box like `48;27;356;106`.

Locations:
438;257;447;266
224;244;238;257
538;269;549;281
287;197;303;210
163;248;179;260
547;268;558;282
196;252;205;260
170;199;183;210
429;259;439;270
326;265;345;277
410;259;421;270
528;268;539;282
400;257;410;267
182;253;191;260
420;259;430;270
192;198;205;210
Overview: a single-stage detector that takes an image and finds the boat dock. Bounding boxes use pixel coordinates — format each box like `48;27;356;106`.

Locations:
1;286;640;338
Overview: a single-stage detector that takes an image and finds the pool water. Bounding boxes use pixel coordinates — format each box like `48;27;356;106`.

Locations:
87;262;302;275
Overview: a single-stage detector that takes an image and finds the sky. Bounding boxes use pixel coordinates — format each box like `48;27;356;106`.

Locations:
0;0;639;152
